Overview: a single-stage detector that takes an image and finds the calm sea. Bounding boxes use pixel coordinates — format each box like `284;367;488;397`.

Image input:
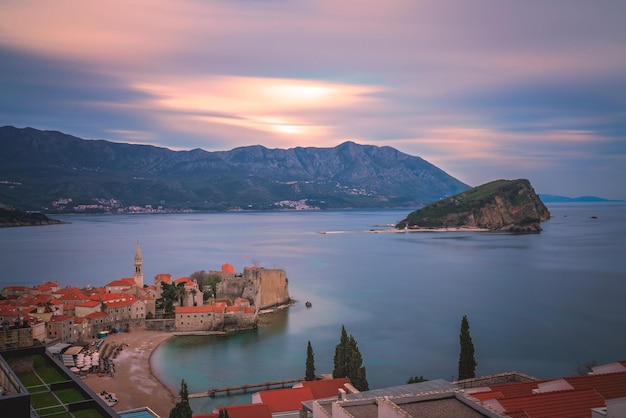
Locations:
1;203;624;413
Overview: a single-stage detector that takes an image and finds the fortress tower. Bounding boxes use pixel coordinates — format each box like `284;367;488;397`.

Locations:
134;242;144;288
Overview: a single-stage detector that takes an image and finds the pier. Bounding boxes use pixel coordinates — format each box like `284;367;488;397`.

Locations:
188;377;305;399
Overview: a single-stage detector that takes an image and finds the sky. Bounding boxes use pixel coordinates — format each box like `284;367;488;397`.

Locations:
1;1;625;199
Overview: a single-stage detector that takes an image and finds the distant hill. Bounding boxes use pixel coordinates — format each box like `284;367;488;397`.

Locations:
397;179;551;232
0;126;470;212
539;194;623;203
0;207;62;228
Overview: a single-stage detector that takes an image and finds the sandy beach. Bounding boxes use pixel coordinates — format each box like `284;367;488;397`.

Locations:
81;330;176;418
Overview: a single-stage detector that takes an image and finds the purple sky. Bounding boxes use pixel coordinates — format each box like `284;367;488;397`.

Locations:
1;1;625;199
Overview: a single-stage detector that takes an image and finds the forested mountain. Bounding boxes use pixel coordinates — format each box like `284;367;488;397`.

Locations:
0;126;469;212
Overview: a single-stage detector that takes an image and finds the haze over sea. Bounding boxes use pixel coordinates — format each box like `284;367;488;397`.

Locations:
1;203;624;413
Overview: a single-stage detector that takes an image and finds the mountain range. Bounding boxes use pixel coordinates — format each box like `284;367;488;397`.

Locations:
0;126;470;213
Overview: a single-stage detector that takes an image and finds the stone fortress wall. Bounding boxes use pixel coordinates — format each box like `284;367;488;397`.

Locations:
217;266;291;310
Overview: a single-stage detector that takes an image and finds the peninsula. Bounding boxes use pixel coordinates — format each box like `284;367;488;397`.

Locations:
0;206;63;228
0;244;292;414
396;179;551;232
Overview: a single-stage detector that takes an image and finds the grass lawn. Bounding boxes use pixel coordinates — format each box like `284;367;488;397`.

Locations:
34;404;67;415
16;370;43;387
35;412;72;418
12;354;108;418
34;354;70;383
72;409;108;418
54;387;88;403
30;391;61;409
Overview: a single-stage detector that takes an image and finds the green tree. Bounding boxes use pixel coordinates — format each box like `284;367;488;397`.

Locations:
407;375;428;384
169;379;193;418
190;270;209;288
175;282;187;306
333;325;349;379
159;281;177;312
333;325;369;391
458;315;477;380
305;341;316;381
575;360;598;375
206;273;223;297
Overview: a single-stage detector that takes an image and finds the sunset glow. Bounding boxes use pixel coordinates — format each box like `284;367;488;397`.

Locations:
0;1;624;198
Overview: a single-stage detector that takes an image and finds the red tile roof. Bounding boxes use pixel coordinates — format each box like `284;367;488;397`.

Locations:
469;390;505;402
85;311;107;319
497;388;605;418
105;299;137;308
488;380;545;399
77;300;101;308
300;377;352;399
29;295;52;305
176;305;225;314
35;283;55;292
564;371;626;400
155;273;172;283
91;293;123;302
2;286;28;291
0;308;20;317
49;314;74;322
472;364;626;417
175;276;192;285
256;387;314;412
505;411;531;418
106;278;136;287
217;403;273;418
226;305;255;313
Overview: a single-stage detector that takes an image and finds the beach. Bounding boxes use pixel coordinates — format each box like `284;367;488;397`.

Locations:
81;330;176;418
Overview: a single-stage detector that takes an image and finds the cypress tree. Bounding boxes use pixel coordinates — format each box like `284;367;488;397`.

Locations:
305;341;316;381
458;315;477;380
333;325;349;379
333;325;369;391
169;379;193;418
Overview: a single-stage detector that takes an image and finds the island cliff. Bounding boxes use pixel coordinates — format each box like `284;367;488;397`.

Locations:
396;179;551;232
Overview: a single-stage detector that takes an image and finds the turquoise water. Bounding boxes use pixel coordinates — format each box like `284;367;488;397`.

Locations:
1;203;625;414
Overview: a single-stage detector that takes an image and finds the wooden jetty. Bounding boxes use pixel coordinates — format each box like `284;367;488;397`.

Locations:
188;377;305;399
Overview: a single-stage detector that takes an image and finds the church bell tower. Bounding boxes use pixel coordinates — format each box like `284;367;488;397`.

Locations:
134;242;144;288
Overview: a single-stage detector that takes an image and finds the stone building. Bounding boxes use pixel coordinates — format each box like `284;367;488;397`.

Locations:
175;303;227;331
0;323;33;350
175;300;257;332
46;315;75;343
103;297;146;331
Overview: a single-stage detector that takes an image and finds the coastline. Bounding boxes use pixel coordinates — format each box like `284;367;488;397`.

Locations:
81;330;176;418
317;226;491;234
